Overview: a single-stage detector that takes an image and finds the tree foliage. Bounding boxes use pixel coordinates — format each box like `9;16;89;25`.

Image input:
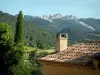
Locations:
25;25;56;49
0;12;52;75
14;11;24;45
0;23;13;74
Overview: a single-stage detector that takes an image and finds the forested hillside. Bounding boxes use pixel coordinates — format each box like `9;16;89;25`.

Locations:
0;11;100;47
24;14;100;44
24;24;56;49
0;11;56;49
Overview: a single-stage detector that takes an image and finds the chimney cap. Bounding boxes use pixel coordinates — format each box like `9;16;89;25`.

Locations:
57;31;67;35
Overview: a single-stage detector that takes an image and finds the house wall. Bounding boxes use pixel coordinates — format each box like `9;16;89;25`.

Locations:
42;65;100;75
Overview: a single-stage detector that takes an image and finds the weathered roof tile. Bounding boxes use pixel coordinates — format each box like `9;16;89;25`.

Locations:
38;40;100;69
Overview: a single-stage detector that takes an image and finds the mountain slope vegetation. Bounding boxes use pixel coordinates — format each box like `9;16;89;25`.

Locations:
0;11;100;47
0;11;56;49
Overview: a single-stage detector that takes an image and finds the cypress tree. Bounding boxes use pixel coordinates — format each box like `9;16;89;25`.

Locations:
14;11;24;45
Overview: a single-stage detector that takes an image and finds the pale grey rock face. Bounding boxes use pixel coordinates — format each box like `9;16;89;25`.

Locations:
40;14;79;21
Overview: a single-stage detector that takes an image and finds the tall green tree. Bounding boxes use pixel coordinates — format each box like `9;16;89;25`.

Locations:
14;11;24;45
12;11;34;75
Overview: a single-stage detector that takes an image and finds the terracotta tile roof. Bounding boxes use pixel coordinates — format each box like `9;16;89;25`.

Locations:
38;40;100;69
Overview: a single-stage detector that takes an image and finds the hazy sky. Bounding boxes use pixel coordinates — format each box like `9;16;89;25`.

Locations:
0;0;100;18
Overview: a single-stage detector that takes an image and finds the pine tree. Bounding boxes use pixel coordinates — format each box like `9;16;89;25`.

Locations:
14;11;24;45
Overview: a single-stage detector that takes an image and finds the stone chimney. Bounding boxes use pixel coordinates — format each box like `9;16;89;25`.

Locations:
56;33;68;52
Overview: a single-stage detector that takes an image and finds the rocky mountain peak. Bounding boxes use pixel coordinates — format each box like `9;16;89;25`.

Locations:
40;14;78;21
64;15;78;20
41;13;63;20
52;14;62;19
